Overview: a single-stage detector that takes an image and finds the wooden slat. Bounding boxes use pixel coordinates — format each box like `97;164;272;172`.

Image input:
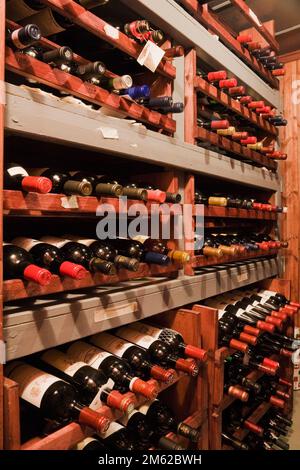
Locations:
184;49;197;145
233;402;271;441
39;0;175;80
3;262;180;302
3;378;21;450
178;0;278;89
5;47;176;134
194;76;277;137
192;250;278;269
230;1;279;52
195;127;277;170
203;205;277;221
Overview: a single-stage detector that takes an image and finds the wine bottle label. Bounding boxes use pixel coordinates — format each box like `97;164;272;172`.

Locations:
118;409;138;426
25;8;66;36
129;322;161;340
12;237;41;251
91;333;133;357
67;342;111;369
116;327;157;348
6;362;58;408
102;422;123;439
7;166;28;177
75;437;99;450
6;0;38;22
131;235;149;244
40;236;71;249
41;350;87;377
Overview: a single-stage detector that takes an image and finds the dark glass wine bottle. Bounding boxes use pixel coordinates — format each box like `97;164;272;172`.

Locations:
3;243;52;285
6;24;41;50
5;163;52;193
6;361;110;433
30;169;93;196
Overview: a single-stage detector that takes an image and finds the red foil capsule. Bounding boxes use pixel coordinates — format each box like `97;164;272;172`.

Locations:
243;325;260;336
229;338;249;353
207;70;227;82
232;132;248;141
211;120;229;130
219;78;238;88
262;357;280;369
239;95;253;105
244;420;263;436
240;137;257;145
269;395;285;408
239;332;258;346
256;321;275;333
272;69;285;76
228;86;245;96
237;34;253;44
248;101;265;109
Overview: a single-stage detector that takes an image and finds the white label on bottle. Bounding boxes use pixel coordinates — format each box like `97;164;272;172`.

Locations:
6;362;58;408
12;237;41;251
137;41;165;73
137;402;151;415
41;350;86;377
102;422;123;439
129;322;161;340
75;437;99;450
40;236;71;249
7;166;28;177
116;327;157;348
89;377;115;411
60;196;79;209
67;342;111;369
118;409;138;426
99;127;119;139
104;24;120;40
249;9;262;27
90;333;133;357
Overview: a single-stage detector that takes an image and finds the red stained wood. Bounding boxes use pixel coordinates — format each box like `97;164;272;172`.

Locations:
39;0;175;80
192;249;278;268
203;205;277;221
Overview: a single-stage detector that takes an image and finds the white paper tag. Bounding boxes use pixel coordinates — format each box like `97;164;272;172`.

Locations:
249;9;262;27
282;207;288;213
60;195;79;209
237;273;248;282
137;41;165;73
7;166;28;177
104;24;120;40
99;127;119;139
0;80;6;106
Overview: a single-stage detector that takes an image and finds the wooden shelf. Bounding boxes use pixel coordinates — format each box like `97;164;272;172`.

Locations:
233;402;271;441
3;190;178;216
194;76;278;137
40;0;175;80
194;127;277;171
3;263;180;303
5;48;176;134
177;0;279;89
192;250;278;269
203;206;277;221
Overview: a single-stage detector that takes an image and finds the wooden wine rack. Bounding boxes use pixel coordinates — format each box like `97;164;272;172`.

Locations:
185;49;278;171
197;278;294;450
177;0;279;89
4;308;207;450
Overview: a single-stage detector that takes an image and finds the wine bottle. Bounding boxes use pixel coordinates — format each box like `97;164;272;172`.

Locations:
118;410;184;450
35;348;135;414
40;236;116;275
69;173;123;198
20;7;73;37
222;432;249;450
194;235;224;258
66;340;158;399
124;20;164;45
100;75;133;91
96;422;140;451
36;46;74;72
136;183;166;203
120;85;151;101
125;322;207;362
197;118;229;131
196;70;227;83
224;358;262;394
73;61;106;85
3;243;52;285
12;237;87;279
29;169;93;196
137;400;200;442
4;163;52;193
64;235;140;272
133;236;190;265
90;332;175;383
6;361;110;433
115;325;199;376
121;182;148;201
108;238;171;266
6;24;41;50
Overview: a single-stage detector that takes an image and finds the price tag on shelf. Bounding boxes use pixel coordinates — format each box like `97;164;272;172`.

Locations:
60;195;79;209
137;41;165;73
99;126;119;139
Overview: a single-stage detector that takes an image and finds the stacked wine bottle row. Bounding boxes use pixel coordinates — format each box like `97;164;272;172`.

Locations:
203;287;296;450
195;191;284;213
6;323;207;449
4;164;182;202
3;237;190;285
